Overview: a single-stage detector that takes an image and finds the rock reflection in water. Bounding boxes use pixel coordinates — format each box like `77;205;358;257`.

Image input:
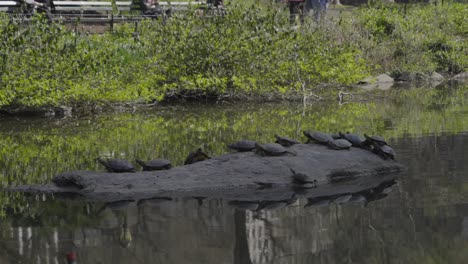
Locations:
1;124;468;263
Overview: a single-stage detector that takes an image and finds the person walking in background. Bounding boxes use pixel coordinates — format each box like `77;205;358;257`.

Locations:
287;0;305;25
24;0;54;19
304;0;328;21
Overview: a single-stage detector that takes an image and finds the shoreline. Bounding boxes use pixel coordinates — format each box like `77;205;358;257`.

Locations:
0;73;465;118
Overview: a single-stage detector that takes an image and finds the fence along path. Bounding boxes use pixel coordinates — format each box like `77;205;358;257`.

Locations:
0;0;210;17
52;1;207;12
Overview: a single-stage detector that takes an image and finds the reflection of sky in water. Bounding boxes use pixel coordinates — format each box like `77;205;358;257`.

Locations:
0;84;467;263
0;133;466;264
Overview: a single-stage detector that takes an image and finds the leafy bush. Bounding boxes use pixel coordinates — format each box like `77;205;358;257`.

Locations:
357;3;467;73
0;3;466;108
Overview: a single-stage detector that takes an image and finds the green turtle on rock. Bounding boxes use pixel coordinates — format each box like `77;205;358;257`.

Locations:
331;133;342;140
290;168;316;188
349;194;367;204
136;158;172;171
255;143;296;156
228;140;256;152
303;131;334;145
97;157;136;173
339;132;366;147
328;139;352;150
363;134;395;160
184;148;211;165
305;197;331;207
371;143;396;160
274;134;300;147
256;195;297;211
334;194;353;204
364;134;387;146
228;201;260;211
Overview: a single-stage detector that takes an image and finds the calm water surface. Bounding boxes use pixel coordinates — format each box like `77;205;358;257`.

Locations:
0;85;467;264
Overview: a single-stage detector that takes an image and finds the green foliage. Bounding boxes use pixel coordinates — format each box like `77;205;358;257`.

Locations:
357;3;467;73
0;3;466;108
0;5;369;107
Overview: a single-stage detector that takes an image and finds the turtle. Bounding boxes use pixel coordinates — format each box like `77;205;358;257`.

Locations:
193;196;206;206
290;168;316;188
348;194;367;204
305;197;331;207
227;140;256;152
328;139;352;150
303;131;334;145
137;197;173;207
96;199;135;215
97;157;136;173
274;134;300;147
364;134;387;146
136;158;172;171
339;131;366;147
184;148;211;165
334;194;353;204
255;142;296;156
228;200;260;211
254;182;276;189
101;200;134;211
371;143;396;160
331;133;342;140
256;195;297;211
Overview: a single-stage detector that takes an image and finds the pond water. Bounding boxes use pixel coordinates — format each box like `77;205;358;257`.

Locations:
0;84;467;264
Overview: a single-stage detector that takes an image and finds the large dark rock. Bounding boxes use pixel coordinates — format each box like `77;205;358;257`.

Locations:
9;143;404;202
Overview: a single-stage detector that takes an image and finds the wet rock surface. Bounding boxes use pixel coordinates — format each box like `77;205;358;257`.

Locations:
9;144;404;202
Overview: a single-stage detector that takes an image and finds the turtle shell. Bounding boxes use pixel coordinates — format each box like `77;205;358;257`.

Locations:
255;143;289;156
371;143;396;160
364;134;387;146
290;168;316;185
229;201;260;211
303;131;333;144
136;158;172;171
274;134;300;147
331;133;342;140
257;198;297;211
97;157;136;173
184;148;210;165
328;139;352;150
228;140;256;152
305;197;331;207
334;194;353;204
339;132;365;147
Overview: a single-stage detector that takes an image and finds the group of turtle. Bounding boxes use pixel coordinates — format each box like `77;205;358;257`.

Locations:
96;131;395;173
303;131;396;160
96;147;211;173
228;131;395;159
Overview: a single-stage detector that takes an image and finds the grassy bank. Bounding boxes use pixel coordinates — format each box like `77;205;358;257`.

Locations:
0;2;466;108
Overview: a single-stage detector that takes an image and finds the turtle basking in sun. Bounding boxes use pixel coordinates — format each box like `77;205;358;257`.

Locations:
339;132;366;147
290;168;316;188
274;134;300;147
184;148;211;165
97;157;136;173
255;143;296;156
136;158;172;171
371;142;396;160
303;131;334;145
227;140;256;152
364;134;387;146
328;139;352;150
